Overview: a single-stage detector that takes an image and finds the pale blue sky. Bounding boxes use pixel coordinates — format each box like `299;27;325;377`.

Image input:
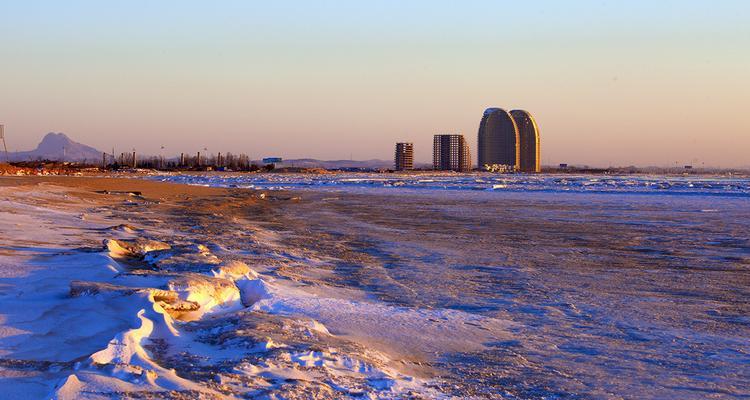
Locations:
1;1;748;166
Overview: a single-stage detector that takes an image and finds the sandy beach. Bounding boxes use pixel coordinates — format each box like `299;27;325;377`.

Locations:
0;176;486;398
0;175;748;399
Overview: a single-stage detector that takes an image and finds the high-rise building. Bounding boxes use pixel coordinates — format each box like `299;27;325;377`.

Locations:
477;108;519;171
394;142;414;171
510;110;541;173
433;134;471;172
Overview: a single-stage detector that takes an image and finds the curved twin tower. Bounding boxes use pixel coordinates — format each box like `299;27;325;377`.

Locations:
478;108;540;172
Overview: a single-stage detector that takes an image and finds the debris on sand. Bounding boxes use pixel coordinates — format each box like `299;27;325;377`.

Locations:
212;260;258;280
142;244;222;272
105;238;171;258
69;280;200;319
107;223;140;233
168;274;240;312
95;190;143;196
69;280;177;302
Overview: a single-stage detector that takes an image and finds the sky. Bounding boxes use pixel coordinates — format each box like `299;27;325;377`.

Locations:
1;1;748;167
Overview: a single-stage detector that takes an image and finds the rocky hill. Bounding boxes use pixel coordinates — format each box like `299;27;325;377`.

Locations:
9;133;103;162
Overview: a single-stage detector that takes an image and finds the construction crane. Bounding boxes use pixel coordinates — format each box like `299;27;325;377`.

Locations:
0;124;8;162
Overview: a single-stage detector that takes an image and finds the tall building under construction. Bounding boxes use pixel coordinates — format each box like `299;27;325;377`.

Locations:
477;107;540;172
394;142;414;171
433;134;471;172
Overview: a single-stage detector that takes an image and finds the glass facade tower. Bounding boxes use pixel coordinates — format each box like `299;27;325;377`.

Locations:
477;108;519;170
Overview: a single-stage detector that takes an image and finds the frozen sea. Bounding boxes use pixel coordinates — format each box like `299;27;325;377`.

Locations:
151;172;750;198
148;172;750;398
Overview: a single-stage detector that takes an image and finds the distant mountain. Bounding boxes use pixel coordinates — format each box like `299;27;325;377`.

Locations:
9;133;103;162
4;134;427;168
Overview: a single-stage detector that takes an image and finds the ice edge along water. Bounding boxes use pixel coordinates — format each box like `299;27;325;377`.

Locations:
149;173;750;197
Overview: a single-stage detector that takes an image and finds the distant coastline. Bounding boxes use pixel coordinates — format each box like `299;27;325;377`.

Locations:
2;161;749;178
3;132;747;176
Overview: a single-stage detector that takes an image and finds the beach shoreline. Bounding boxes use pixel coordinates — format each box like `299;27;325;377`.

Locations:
1;175;748;399
0;176;473;398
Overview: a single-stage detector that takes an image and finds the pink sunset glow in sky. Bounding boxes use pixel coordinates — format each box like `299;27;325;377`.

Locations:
1;1;748;167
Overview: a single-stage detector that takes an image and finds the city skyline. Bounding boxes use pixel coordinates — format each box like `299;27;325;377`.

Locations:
1;1;749;167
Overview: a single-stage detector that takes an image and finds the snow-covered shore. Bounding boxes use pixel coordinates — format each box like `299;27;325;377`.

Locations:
0;178;501;398
2;175;748;399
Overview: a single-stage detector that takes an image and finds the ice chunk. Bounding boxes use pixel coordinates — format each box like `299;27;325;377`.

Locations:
212;260;259;280
238;278;275;307
105;238;171;258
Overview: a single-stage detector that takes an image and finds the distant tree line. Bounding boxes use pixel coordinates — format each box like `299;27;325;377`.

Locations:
106;151;273;172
